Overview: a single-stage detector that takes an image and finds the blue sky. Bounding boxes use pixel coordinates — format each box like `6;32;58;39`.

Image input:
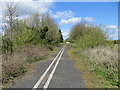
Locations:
50;2;118;40
0;0;118;40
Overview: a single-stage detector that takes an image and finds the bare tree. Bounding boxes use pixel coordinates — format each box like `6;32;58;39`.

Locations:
4;2;18;54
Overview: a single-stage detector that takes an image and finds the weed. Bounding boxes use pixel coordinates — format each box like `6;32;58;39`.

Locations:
2;44;49;84
69;45;118;88
26;56;46;64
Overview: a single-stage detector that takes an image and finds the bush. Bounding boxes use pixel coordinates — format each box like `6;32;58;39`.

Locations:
26;56;46;64
2;60;26;83
69;23;118;87
46;45;54;51
73;46;118;87
70;24;107;49
2;44;49;84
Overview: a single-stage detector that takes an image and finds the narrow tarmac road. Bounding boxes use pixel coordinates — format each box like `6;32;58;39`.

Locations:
11;45;86;89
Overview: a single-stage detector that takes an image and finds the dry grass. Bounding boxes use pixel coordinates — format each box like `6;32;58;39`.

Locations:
69;44;118;88
87;46;118;86
2;44;49;84
82;45;118;75
75;58;114;88
3;45;49;61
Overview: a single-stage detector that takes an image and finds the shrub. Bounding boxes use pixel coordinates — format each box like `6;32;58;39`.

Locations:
2;44;49;84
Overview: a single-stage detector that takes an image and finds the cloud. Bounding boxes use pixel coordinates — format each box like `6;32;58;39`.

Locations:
0;0;54;28
85;24;92;27
62;31;69;37
109;34;118;40
0;14;2;23
18;1;53;15
0;15;2;19
1;0;119;2
0;1;54;26
61;31;69;39
3;0;54;2
0;0;54;16
85;17;95;22
3;0;32;2
107;25;117;29
50;10;74;19
59;17;82;25
18;15;29;20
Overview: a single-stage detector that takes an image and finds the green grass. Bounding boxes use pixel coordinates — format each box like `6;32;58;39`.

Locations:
94;66;119;86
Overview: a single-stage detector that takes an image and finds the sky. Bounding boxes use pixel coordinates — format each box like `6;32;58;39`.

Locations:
0;0;119;40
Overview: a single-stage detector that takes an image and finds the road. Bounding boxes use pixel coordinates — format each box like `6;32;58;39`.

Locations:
11;45;86;89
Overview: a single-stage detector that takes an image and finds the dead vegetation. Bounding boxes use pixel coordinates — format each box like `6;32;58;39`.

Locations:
69;44;118;87
2;44;49;84
82;45;118;85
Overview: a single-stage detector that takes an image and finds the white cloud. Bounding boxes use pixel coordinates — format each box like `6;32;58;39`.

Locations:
6;0;33;2
85;17;95;22
107;25;117;29
59;17;82;25
18;15;29;20
0;1;54;16
85;24;92;27
50;10;74;19
0;0;54;27
62;31;69;37
19;1;53;15
1;0;119;2
109;34;118;40
109;34;115;37
3;0;54;2
0;14;2;23
0;15;2;19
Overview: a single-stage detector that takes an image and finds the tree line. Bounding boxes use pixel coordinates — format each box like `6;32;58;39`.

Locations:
69;23;119;87
2;2;63;54
69;23;108;49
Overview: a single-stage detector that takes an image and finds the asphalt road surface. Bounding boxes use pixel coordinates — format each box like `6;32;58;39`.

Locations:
11;45;86;89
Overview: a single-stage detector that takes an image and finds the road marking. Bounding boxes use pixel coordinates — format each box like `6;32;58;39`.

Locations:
43;46;65;89
33;47;64;89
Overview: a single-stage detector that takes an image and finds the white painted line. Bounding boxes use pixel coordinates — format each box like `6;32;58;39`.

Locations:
43;46;65;89
32;47;64;89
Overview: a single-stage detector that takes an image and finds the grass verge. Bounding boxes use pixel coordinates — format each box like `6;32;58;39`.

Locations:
68;45;118;88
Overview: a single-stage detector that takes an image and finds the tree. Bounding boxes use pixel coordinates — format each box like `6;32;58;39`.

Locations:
3;2;18;54
69;23;107;49
40;26;49;39
31;12;40;28
58;29;63;43
2;5;64;53
69;23;86;41
13;20;35;48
